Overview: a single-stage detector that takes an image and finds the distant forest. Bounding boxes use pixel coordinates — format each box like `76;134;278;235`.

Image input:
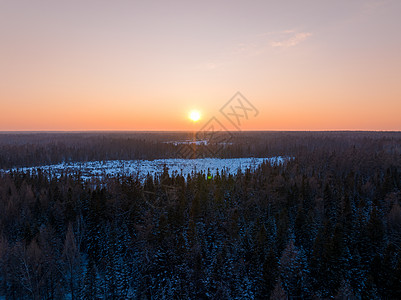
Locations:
1;131;401;169
0;132;401;299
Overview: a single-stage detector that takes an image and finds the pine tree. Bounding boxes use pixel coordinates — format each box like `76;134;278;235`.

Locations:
279;239;310;298
335;279;355;299
81;257;98;300
391;255;401;298
270;277;288;300
62;223;81;300
366;206;384;257
261;247;279;298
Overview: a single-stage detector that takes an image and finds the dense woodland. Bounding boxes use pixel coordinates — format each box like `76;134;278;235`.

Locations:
1;132;401;299
1;131;401;169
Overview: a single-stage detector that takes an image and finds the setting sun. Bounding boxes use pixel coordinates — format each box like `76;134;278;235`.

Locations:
189;110;201;122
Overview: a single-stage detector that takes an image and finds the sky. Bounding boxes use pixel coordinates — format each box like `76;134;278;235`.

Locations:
1;0;400;131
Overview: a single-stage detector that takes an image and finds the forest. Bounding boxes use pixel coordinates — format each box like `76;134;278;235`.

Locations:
0;131;401;299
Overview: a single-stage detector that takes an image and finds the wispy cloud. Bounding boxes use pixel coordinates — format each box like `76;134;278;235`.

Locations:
195;30;312;70
195;62;221;71
362;0;394;13
271;32;312;48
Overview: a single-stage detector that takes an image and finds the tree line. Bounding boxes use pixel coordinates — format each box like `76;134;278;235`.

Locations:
1;131;401;169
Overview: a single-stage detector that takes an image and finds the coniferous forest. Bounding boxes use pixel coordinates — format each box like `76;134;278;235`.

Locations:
0;132;401;299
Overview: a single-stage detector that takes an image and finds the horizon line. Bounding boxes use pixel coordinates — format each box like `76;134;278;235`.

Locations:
1;129;401;134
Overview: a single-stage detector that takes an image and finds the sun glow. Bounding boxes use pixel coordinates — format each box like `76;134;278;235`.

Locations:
189;110;201;122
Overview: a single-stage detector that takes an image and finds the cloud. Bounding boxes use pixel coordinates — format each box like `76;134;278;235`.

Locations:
195;30;313;70
271;32;312;48
282;29;296;34
195;62;222;71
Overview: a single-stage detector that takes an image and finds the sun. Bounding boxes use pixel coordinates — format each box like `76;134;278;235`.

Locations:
189;110;201;122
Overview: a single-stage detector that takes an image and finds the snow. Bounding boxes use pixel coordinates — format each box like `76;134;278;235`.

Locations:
164;139;209;145
5;157;287;182
163;139;233;146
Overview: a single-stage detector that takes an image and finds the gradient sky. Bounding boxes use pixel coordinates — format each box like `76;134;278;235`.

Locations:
1;0;400;131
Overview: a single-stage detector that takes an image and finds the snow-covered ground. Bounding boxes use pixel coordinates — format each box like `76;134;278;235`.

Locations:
163;139;233;146
164;139;209;145
5;157;287;182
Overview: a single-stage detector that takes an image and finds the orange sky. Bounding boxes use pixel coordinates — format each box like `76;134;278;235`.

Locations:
1;0;401;131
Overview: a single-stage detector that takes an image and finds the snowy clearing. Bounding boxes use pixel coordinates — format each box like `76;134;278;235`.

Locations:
5;157;287;182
